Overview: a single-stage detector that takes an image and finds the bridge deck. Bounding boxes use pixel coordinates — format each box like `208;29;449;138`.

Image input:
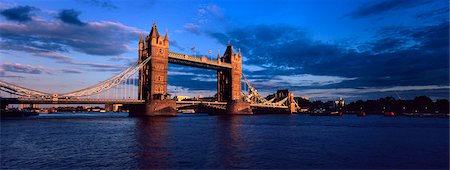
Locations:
0;98;227;105
1;98;288;109
0;98;145;104
168;52;232;70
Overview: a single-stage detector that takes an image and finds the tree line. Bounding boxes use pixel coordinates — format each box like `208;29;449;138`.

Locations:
296;96;449;114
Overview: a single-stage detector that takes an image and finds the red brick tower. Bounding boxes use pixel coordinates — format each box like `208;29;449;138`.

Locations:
217;44;252;114
138;23;169;100
131;23;176;116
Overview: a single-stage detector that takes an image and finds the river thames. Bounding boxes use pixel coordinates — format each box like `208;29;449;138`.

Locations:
1;113;449;169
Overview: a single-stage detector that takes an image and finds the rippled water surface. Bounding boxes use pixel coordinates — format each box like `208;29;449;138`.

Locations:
1;113;449;169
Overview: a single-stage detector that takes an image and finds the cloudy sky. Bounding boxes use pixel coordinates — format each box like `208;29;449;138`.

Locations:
0;0;448;101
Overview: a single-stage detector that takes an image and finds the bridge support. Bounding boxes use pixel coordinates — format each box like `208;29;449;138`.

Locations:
129;100;176;117
105;104;114;112
289;103;297;114
226;100;252;115
1;103;7;111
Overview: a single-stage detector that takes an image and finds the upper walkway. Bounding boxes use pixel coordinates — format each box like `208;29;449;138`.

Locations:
168;52;232;70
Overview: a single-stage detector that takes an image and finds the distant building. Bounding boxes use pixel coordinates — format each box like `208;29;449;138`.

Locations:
175;96;190;101
301;96;309;100
198;96;215;102
299;107;309;112
275;89;289;99
335;96;345;110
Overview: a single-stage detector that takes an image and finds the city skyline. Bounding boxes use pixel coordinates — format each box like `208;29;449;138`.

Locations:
0;0;449;101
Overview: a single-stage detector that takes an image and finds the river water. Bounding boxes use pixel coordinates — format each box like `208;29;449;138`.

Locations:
1;113;449;169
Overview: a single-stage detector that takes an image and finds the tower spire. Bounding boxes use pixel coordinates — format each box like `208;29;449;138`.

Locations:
139;33;143;42
164;28;169;41
217;50;221;61
150;22;159;38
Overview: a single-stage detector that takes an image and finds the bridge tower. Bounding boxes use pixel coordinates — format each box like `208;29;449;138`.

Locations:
218;44;252;114
138;23;170;100
131;23;176;116
217;44;242;101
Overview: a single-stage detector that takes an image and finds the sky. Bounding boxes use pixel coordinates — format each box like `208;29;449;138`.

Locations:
0;0;449;101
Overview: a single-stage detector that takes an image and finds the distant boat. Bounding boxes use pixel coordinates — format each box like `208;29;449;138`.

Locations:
403;112;449;117
357;111;366;116
178;109;196;114
384;111;395;117
310;111;342;116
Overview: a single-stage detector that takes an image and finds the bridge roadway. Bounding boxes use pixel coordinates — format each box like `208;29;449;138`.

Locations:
0;98;288;109
168;52;232;70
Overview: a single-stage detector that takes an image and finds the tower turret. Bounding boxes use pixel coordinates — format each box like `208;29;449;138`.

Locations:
164;29;169;43
150;22;159;38
217;50;221;63
138;34;145;62
222;44;234;63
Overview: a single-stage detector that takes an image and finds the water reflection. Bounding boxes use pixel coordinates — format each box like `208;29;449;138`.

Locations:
214;116;250;168
2;114;448;169
134;117;171;169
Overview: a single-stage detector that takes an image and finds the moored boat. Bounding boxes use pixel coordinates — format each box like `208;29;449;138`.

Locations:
357;111;366;116
384;111;395;117
310;111;343;116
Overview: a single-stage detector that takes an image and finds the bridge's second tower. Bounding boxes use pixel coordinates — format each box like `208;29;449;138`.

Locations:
217;45;252;114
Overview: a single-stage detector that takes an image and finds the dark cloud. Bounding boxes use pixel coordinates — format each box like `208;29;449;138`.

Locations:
0;15;141;56
207;22;449;94
349;0;433;18
170;40;187;51
60;69;82;74
415;7;449;20
1;62;85;75
85;68;123;72
57;59;125;69
0;41;70;60
369;37;408;53
1;62;47;74
76;0;118;10
58;9;86;26
0;5;35;22
108;56;135;66
0;72;25;78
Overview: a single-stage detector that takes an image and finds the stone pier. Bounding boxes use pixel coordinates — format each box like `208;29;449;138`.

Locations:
226;100;252;115
129;100;176;117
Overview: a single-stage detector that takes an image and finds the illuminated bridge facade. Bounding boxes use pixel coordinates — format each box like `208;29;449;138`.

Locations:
0;23;300;116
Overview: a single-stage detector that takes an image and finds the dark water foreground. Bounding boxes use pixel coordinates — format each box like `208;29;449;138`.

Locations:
1;113;449;169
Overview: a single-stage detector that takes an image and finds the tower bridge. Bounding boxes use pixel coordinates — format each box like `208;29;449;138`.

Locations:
168;52;232;70
0;23;300;116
